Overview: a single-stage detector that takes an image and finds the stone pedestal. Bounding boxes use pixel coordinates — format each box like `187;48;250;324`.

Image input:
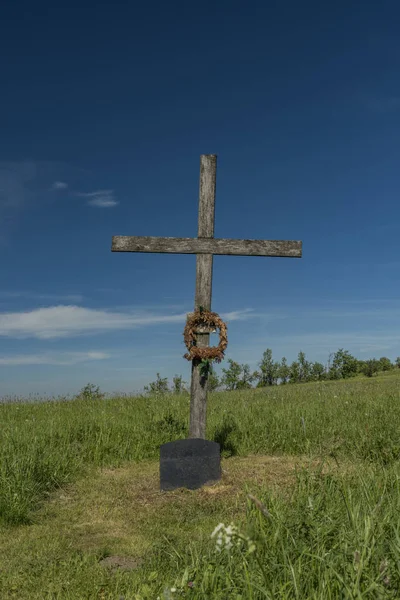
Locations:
160;438;221;491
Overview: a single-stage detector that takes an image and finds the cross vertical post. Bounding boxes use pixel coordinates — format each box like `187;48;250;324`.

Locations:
189;154;217;439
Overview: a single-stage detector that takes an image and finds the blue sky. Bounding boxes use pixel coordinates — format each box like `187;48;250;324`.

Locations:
1;1;400;400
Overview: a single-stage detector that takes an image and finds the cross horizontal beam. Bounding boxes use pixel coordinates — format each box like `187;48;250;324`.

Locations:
112;236;302;258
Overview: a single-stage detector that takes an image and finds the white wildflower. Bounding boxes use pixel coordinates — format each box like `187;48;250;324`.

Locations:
211;522;256;554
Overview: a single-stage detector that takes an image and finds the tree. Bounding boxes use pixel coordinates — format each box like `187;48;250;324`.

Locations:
278;357;290;384
221;359;242;391
331;349;358;379
75;383;105;401
378;357;393;372
328;364;340;380
310;362;326;381
356;359;366;374
289;361;300;384
257;349;279;386
361;359;380;378
221;359;257;391
396;357;400;369
144;373;170;395
172;374;188;394
327;352;334;374
236;364;257;389
207;365;221;392
298;351;311;382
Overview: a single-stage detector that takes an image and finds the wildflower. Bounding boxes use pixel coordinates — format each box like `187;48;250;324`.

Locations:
379;558;388;573
380;559;390;586
211;522;256;554
354;550;360;566
159;588;178;600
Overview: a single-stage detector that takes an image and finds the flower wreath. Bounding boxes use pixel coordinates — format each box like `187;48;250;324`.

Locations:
183;307;228;363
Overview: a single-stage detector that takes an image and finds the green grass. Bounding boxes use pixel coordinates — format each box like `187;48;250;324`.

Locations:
1;372;400;598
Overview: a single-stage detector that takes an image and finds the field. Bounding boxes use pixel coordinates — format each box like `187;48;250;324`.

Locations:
1;373;400;599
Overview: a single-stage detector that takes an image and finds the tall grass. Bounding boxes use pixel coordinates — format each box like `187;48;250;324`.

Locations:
1;374;400;527
153;463;400;598
1;373;400;598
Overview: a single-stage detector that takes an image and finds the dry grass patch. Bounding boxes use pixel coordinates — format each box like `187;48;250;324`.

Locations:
0;452;362;586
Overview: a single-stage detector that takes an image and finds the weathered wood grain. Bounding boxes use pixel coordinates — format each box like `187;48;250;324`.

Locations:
112;236;302;257
189;155;216;440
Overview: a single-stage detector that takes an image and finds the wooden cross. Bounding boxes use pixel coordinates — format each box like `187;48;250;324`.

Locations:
112;155;302;440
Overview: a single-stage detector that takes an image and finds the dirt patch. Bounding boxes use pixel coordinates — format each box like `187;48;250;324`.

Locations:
98;555;144;574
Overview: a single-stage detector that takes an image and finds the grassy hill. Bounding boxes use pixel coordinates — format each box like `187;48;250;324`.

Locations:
1;372;400;598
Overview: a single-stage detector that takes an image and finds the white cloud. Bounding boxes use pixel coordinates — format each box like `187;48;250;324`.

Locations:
76;189;118;207
223;309;256;321
0;161;116;214
0;351;110;366
52;181;68;190
0;161;76;212
0;160;88;244
0;305;258;339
